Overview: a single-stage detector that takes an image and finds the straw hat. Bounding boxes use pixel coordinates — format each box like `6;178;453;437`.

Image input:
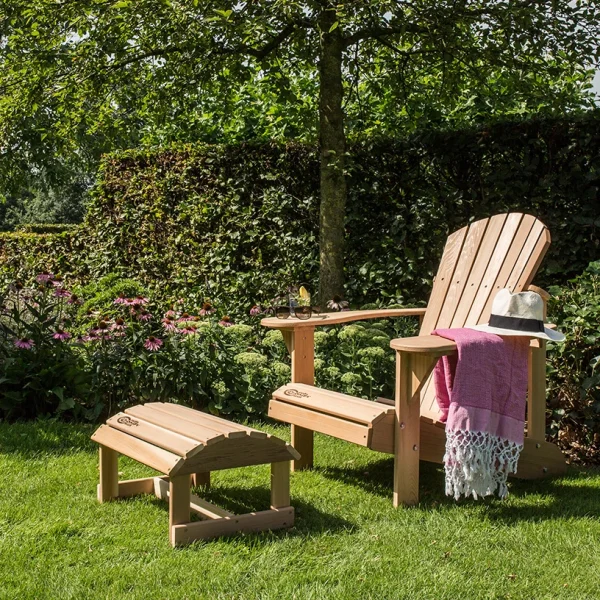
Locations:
468;288;565;342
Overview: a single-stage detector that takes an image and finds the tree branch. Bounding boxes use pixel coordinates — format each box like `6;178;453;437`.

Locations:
343;24;426;48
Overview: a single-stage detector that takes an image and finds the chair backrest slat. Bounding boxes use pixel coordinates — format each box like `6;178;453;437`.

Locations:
418;213;550;421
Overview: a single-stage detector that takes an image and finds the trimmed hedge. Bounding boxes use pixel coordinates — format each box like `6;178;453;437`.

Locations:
3;113;599;313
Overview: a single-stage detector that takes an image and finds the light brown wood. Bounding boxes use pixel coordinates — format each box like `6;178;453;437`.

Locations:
107;412;202;457
116;476;162;498
515;437;567;479
92;425;184;475
290;327;315;471
124;404;227;444
171;508;294;546
262;308;427;330
98;445;119;502
450;214;508;328
169;475;191;546
393;352;420;507
147;402;258;438
429;217;489;332
478;214;537;319
465;212;523;325
172;434;300;476
368;411;395;454
154;476;232;519
527;342;547;440
390;335;457;355
419;225;471;334
273;383;393;425
191;472;211;488
269;400;371;447
270;461;291;509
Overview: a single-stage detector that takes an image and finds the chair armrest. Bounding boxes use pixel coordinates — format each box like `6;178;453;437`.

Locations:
261;307;427;330
390;335;457;357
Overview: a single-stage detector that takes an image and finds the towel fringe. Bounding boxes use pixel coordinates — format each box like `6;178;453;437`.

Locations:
444;429;523;500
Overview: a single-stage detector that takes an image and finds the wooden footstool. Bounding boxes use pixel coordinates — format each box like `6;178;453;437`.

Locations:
91;402;299;546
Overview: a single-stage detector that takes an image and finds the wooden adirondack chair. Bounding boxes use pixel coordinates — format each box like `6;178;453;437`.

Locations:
262;213;567;506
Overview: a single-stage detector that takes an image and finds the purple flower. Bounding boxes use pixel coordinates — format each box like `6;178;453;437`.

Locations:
250;305;262;316
81;334;98;342
144;336;163;351
14;338;34;350
199;302;215;316
36;273;54;283
162;318;177;331
53;330;72;341
67;294;82;305
327;296;349;311
54;287;71;299
111;318;126;331
131;296;149;306
137;311;152;322
113;296;128;305
177;313;191;322
164;310;177;319
180;326;197;335
219;316;233;327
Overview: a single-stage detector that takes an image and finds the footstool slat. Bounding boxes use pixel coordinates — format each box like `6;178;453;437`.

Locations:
125;405;227;445
92;425;184;474
107;412;201;457
146;403;247;439
150;403;269;439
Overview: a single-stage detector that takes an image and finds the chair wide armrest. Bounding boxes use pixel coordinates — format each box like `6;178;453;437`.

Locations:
390;335;457;357
261;307;427;330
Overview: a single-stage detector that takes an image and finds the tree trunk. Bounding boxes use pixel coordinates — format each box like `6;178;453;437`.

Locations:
317;6;346;306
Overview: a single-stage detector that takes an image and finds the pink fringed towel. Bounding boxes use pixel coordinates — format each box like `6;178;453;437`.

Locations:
432;328;530;500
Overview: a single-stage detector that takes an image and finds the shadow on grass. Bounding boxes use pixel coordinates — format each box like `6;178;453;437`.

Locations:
0;420;95;456
316;456;600;522
144;484;353;540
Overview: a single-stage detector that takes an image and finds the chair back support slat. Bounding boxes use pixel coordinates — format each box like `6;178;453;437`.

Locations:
417;213;550;422
418;225;470;335
478;214;536;320
432;217;489;331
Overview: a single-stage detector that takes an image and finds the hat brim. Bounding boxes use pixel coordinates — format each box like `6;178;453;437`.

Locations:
467;324;565;342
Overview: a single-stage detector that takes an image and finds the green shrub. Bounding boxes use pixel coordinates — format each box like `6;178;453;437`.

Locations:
15;224;79;234
548;261;600;463
2;115;600;315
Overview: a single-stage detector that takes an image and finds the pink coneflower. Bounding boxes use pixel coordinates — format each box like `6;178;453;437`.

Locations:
164;310;176;319
177;312;191;322
219;316;233;327
14;338;34;350
113;295;128;305
54;287;71;299
144;336;163;351
51;276;63;287
67;294;82;305
53;330;72;341
111;318;126;331
36;272;54;283
131;296;149;306
81;334;98;342
199;302;215;316
250;305;262;316
327;295;349;311
180;325;197;335
162;318;177;331
137;311;152;322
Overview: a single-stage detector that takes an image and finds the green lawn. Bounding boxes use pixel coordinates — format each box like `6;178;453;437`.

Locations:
1;421;599;600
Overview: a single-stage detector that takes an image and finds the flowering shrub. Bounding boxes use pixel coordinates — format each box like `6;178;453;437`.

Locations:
547;261;600;463
0;276;291;420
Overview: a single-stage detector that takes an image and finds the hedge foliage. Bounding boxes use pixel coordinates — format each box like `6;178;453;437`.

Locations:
1;113;599;313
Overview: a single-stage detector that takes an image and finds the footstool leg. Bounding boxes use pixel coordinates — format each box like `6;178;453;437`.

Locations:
98;445;119;502
169;475;191;547
191;472;210;489
270;461;291;509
